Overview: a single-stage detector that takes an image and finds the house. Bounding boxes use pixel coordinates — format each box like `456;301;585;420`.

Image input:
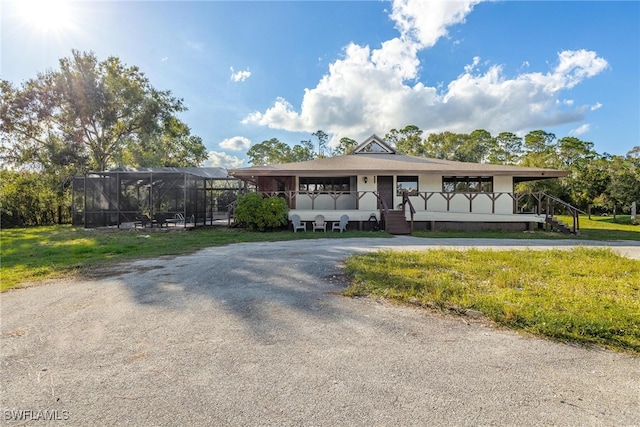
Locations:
229;135;572;233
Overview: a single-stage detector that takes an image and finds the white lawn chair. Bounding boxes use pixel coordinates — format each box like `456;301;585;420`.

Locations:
332;214;349;233
291;214;306;233
312;215;326;232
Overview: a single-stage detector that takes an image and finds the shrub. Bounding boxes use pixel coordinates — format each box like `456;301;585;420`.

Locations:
234;193;288;231
0;170;69;228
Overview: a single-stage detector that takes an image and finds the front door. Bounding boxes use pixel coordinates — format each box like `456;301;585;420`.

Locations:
377;176;394;210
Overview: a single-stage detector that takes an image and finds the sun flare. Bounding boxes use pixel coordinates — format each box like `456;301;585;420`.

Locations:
14;0;75;33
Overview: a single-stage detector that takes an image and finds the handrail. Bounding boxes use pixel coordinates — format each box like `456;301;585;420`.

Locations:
374;192;391;232
373;192;390;214
401;191;416;232
542;193;587;215
537;192;586;234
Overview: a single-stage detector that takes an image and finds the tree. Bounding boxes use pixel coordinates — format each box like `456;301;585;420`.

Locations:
290;140;316;162
247;138;290;166
455;129;493;163
1;50;206;172
246;138;316;166
385;125;424;156
312;130;329;158
524;130;556;155
606;155;640;213
557;136;596;169
626;146;640;159
564;155;611;211
423;132;459;159
1;50;207;225
521;130;559;169
0;169;65;227
487;132;523;165
517;131;562;196
122;117;207;167
333;137;358;155
421;130;490;162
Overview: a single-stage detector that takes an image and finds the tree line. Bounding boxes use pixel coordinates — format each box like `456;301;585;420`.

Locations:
248;125;640;216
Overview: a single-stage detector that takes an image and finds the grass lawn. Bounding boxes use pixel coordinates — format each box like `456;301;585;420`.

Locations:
0;225;391;291
556;215;640;241
412;215;639;241
1;216;637;291
343;248;640;355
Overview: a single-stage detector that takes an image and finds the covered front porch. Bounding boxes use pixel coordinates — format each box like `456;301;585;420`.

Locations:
258;190;575;234
287;209;545;233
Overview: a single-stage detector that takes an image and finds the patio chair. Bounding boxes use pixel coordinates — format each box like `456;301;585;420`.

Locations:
332;214;349;233
154;213;169;228
291;214;306;233
134;214;154;228
312;215;326;232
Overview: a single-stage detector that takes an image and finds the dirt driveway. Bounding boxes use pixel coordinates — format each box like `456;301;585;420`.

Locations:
1;237;639;426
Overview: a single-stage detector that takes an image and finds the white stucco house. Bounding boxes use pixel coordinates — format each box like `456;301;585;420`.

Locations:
229;135;572;233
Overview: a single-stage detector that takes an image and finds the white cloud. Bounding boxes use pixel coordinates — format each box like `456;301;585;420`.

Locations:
219;136;251;151
161;56;169;62
203;151;245;169
243;0;609;141
390;0;482;49
570;124;591;135
230;66;251;82
591;102;603;111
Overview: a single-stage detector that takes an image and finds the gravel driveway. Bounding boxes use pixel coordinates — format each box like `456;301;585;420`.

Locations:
1;237;639;426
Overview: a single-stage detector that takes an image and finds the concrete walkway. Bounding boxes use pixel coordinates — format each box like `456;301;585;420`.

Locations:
1;237;639;426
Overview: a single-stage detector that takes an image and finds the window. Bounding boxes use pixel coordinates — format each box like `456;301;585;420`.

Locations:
360;141;392;153
397;176;419;196
442;177;493;193
299;177;350;192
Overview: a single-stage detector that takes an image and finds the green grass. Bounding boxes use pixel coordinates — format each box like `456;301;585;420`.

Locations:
411;214;639;241
343;248;640;354
556;215;640;241
2;215;637;290
0;225;391;291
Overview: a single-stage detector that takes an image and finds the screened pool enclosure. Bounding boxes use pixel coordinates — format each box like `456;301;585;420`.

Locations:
72;168;245;228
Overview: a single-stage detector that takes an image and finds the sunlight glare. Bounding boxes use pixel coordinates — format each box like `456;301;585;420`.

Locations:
15;0;75;33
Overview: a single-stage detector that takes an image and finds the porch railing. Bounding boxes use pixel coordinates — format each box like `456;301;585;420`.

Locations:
254;190;583;231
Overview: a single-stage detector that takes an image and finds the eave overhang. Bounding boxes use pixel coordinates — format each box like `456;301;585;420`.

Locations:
228;153;568;181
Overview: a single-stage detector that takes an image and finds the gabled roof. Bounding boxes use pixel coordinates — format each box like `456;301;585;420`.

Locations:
229;135;568;180
352;134;396;154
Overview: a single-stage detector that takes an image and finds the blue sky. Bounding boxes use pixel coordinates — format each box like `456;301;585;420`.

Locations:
2;0;638;168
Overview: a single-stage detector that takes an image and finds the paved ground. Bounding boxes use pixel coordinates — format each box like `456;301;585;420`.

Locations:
1;237;639;426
